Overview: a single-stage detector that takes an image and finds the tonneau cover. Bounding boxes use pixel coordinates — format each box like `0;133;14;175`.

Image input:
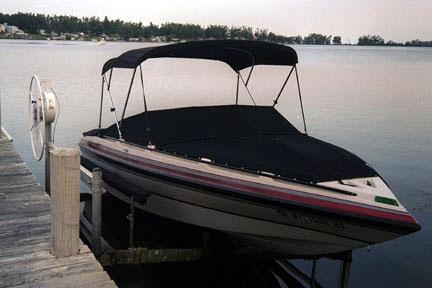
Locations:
98;105;377;183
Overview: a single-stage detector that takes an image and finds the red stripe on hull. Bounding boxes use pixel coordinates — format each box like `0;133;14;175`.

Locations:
82;140;417;225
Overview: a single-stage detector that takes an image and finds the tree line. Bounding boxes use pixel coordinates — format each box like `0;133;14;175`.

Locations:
1;12;431;47
0;12;338;44
358;35;432;47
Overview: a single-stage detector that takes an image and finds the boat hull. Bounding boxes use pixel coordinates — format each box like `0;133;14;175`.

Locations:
80;138;419;256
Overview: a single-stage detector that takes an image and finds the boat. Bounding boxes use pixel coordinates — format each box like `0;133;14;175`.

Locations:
79;40;420;256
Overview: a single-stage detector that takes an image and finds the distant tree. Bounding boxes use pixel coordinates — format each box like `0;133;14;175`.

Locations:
141;22;159;39
358;35;385;46
405;39;432;47
102;16;110;34
159;23;204;40
204;25;228;39
254;29;268;41
332;36;342;45
229;26;253;40
6;11;431;47
303;33;331;45
385;40;403;46
293;35;303;44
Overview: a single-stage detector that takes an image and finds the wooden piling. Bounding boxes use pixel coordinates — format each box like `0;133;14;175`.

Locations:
50;147;80;258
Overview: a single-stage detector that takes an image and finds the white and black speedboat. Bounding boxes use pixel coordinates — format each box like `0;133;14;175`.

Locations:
80;40;420;256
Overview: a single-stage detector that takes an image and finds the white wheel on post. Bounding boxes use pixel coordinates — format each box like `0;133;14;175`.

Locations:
28;75;58;161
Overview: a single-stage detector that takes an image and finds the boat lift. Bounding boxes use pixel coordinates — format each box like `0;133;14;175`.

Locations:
28;71;353;287
80;164;352;287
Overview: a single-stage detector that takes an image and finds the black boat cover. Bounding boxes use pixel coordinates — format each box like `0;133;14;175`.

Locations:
102;40;298;74
98;105;377;183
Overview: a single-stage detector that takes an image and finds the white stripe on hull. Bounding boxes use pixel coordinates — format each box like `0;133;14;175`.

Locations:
143;192;360;256
81;148;405;256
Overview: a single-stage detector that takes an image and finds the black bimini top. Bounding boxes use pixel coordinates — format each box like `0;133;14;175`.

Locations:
97;105;378;184
102;40;298;74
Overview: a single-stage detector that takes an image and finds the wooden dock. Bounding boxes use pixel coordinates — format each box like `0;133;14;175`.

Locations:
0;129;116;288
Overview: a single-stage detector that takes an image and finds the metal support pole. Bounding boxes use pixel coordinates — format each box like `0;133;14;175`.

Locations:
294;65;308;134
107;68;113;90
91;168;102;255
235;72;240;105
0;89;2;132
128;195;135;248
272;66;295;107
45;122;52;193
239;73;256;105
139;65;152;145
103;74;123;140
311;259;317;288
120;67;137;125
338;254;352;288
98;77;104;131
245;65;254;86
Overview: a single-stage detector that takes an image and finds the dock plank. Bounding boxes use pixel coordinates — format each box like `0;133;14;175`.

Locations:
0;131;116;287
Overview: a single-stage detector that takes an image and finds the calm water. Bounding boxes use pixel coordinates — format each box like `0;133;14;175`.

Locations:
1;40;431;287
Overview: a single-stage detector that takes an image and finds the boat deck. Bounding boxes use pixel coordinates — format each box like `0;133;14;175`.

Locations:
0;129;116;287
97;105;377;183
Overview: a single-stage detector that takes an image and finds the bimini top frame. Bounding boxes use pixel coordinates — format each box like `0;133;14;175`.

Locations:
102;40;298;74
98;40;307;144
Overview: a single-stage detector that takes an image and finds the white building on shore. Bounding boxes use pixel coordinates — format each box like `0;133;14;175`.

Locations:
2;23;27;36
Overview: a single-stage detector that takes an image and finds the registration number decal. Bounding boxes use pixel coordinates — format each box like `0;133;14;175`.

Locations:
277;210;345;230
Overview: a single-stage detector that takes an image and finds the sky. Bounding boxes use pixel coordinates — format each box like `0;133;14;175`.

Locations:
2;0;432;43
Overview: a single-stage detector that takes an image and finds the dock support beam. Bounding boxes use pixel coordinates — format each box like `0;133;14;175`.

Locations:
338;252;352;288
311;259;317;288
91;168;103;255
50;148;80;258
45;122;52;193
128;195;135;248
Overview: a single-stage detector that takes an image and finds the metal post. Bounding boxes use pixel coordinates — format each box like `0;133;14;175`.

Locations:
128;195;135;248
103;74;123;140
91;168;102;255
245;65;254;86
311;259;317;288
120;67;137;125
139;65;152;145
45;122;52;193
0;89;2;133
294;65;308;134
98;77;104;131
338;255;352;288
235;72;240;105
272;66;295;107
239;73;256;105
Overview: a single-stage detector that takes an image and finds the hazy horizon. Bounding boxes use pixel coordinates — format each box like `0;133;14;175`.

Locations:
2;0;432;43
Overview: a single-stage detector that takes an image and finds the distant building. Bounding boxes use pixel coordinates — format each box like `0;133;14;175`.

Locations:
5;25;19;34
39;29;46;35
0;24;5;33
150;36;167;42
15;29;27;37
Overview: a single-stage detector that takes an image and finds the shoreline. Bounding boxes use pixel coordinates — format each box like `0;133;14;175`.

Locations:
1;37;431;48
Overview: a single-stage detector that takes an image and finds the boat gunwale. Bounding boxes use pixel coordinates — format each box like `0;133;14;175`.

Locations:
79;136;420;233
96;134;361;197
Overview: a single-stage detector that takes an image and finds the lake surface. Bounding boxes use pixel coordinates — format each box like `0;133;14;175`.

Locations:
0;40;431;287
